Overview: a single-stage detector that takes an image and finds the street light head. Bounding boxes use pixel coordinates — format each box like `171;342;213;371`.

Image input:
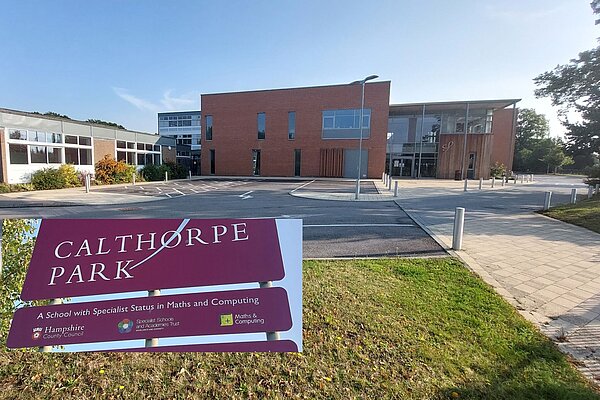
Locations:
365;74;379;81
350;75;379;85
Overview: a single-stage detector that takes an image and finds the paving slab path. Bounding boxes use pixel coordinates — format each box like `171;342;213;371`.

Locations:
386;175;600;383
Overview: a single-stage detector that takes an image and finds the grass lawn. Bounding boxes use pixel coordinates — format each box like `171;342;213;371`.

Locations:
540;194;600;234
1;258;598;399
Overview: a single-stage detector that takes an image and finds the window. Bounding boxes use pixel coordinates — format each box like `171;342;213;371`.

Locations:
154;154;161;165
47;147;62;163
127;142;135;149
9;144;28;164
79;136;91;146
322;109;371;139
252;149;261;175
30;146;47;163
117;151;127;162
137;153;145;165
28;131;46;142
65;147;78;164
9;129;27;140
205;115;213;140
65;135;78;144
288;112;296;140
47;133;62;143
154;145;160;152
127;152;135;165
79;149;92;165
117;140;126;149
137;143;145;150
257;113;265;140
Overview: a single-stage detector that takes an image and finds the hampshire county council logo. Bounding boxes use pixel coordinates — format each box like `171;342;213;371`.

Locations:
117;319;134;334
32;327;43;340
220;314;233;327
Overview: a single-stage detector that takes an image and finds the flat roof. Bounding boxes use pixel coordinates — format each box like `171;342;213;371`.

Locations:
202;80;391;96
158;110;201;115
389;99;520;115
0;107;154;136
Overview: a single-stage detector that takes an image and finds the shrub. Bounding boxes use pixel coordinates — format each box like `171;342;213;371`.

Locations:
94;155;136;184
30;165;81;190
140;164;166;181
584;164;600;185
164;161;187;179
490;162;506;178
0;183;34;193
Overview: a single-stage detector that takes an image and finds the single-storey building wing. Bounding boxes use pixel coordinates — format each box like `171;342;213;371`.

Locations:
0;108;176;184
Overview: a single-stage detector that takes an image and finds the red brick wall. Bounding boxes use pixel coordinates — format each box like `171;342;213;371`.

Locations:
200;82;391;178
490;108;517;173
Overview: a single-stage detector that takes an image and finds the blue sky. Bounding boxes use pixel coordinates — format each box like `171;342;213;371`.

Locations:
1;0;597;135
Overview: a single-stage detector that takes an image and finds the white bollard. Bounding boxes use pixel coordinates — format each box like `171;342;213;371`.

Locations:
570;188;577;204
491;177;495;188
531;174;534;182
595;184;599;195
189;170;192;180
520;175;524;184
394;181;398;197
452;207;465;250
463;179;468;192
501;177;505;187
479;178;483;190
132;173;136;186
543;191;552;211
85;175;90;193
165;171;168;182
588;186;594;199
382;172;385;183
388;177;392;191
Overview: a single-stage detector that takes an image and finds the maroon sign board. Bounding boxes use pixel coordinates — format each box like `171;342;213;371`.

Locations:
20;218;285;300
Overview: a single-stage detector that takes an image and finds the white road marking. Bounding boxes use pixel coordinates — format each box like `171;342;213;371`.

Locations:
291;180;316;193
239;191;254;197
304;223;415;228
164;193;172;198
190;189;199;193
172;188;185;195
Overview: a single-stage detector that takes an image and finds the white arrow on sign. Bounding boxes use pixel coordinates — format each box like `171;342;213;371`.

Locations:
239;190;254;200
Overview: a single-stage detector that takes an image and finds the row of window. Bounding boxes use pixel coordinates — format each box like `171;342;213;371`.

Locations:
159;115;200;121
116;151;161;166
9;144;92;165
203;109;371;142
158;120;201;128
116;141;161;152
207;148;302;176
9;129;92;146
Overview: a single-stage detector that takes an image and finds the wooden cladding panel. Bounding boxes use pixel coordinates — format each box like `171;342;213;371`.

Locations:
319;148;344;177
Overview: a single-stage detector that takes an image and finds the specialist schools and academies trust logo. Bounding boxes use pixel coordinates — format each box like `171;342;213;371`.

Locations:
32;327;43;340
118;319;134;334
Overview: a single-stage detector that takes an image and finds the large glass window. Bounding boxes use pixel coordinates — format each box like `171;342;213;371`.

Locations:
30;146;47;163
65;135;78;144
79;136;92;146
28;131;46;142
79;149;92;165
47;147;62;163
322;109;371;139
205;115;213;140
65;147;78;164
288;112;296;140
9;144;28;164
257;113;265;140
9;129;27;140
47;133;62;143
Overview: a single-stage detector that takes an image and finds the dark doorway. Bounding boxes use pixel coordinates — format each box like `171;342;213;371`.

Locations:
252;149;261;176
294;149;301;176
210;149;215;175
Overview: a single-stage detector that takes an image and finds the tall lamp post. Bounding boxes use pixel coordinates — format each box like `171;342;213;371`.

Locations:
351;74;378;200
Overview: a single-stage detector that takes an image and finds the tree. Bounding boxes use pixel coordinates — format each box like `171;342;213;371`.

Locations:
540;141;574;173
0;219;38;348
86;119;125;129
534;20;600;170
513;108;555;172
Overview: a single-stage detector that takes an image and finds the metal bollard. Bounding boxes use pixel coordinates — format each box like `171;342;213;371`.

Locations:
382;172;385;183
452;207;465;250
531;174;534;182
463;179;468;192
394;181;398;197
570;188;577;204
165;171;168;182
543;191;552;210
388;177;392;191
588;186;594;199
520;175;524;184
501;177;505;187
491;177;495;188
132;173;136;186
479;178;483;190
189;170;192;180
596;184;599;195
85;175;90;193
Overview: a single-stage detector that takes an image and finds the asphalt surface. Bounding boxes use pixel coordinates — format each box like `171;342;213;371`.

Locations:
0;179;445;258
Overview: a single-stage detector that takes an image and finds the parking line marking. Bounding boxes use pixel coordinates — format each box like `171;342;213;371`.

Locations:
291;180;315;193
173;189;185;195
304;223;415;227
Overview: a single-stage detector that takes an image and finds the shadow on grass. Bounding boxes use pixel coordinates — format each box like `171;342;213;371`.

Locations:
438;340;600;400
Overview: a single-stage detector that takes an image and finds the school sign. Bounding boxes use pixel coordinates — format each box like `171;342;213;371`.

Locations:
8;218;302;352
